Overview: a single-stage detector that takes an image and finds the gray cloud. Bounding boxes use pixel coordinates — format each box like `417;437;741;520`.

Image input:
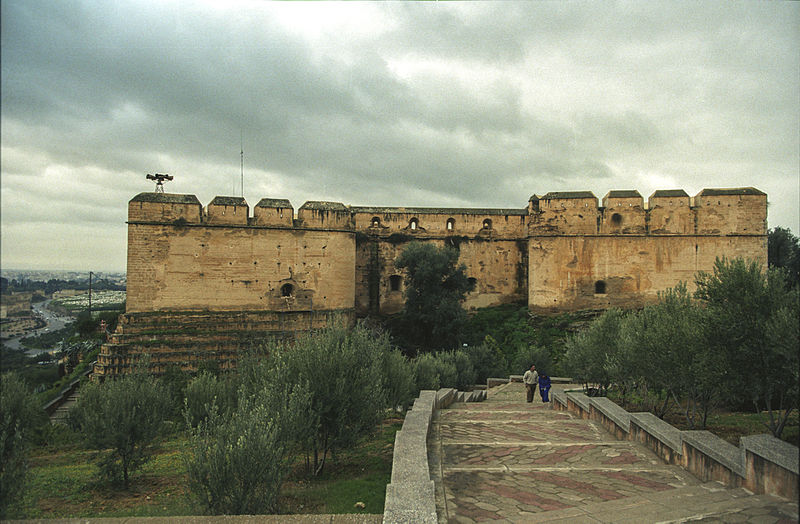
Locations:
1;0;798;271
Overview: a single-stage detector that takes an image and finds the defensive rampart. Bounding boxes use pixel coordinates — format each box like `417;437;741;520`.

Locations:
94;187;766;377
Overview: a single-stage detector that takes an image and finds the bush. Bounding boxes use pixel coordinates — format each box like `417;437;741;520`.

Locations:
465;337;509;384
184;372;237;429
510;345;553;377
436;350;476;390
69;370;171;488
1;372;44;518
562;308;626;395
382;349;415;412
273;322;387;476
414;353;441;391
186;384;310;515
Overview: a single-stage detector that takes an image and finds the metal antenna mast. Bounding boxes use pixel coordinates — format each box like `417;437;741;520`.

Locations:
240;130;244;198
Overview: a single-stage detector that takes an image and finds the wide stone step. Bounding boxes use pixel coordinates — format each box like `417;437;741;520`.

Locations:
441;442;670;470
437;469;702;521
438;420;614;444
519;484;798;523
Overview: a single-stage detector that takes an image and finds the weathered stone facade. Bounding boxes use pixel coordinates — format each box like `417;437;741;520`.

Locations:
93;187;767;378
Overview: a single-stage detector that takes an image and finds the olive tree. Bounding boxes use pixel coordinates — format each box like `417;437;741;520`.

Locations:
69;371;171;488
695;257;799;437
1;372;43;518
186;382;310;515
278;323;388;476
562;308;626;396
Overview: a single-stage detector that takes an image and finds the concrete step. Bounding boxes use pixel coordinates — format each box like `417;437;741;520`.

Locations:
520;483;797;524
521;484;798;523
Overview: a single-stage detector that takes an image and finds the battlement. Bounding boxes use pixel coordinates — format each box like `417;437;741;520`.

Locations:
128;188;765;237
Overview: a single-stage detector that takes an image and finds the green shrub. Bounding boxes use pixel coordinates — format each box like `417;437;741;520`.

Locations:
68;370;171;488
414;353;441;391
184;372;236;429
466;336;509;384
510;345;553;377
271;322;387;476
186;384;310;515
382;348;415;412
436;350;476;390
1;372;43;518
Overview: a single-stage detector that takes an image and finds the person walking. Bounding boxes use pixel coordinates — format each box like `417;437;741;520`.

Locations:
523;365;538;402
539;372;551;402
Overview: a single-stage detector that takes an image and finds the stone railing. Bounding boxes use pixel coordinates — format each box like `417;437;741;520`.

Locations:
552;389;799;501
382;387;486;524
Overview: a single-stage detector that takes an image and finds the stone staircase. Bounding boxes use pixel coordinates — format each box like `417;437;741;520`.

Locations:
428;382;798;523
49;390;79;424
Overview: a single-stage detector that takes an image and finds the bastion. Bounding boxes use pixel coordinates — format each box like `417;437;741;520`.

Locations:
93;187;766;378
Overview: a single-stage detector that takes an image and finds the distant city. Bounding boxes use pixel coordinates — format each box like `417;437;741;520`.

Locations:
1;269;126;286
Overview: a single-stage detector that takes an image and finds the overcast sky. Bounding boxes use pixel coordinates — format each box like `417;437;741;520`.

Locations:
2;1;798;272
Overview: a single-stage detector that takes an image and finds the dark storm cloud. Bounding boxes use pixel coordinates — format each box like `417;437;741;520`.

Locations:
1;0;798;271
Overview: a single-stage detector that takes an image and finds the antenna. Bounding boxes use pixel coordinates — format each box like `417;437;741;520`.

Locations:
240;130;244;198
146;173;173;192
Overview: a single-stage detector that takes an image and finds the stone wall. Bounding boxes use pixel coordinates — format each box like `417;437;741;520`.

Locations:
104;187;767;375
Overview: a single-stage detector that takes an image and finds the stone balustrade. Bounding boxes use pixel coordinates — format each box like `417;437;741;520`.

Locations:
552;389;799;501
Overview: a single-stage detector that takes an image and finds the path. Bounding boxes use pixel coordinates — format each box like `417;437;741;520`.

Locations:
429;382;798;523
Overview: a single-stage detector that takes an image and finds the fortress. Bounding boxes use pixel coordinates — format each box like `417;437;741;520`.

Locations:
93;187;767;378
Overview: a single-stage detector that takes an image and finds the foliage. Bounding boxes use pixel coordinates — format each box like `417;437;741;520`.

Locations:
435;350;476;390
510;345;553;378
394;242;474;353
68;369;171;488
186;384;310;515
695;257;799;437
465;336;508;384
0;372;45;518
562;308;626;395
413;352;442;391
267;322;388;476
19;324;74;350
619;284;719;425
768;226;800;287
381;348;416;412
183;372;236;429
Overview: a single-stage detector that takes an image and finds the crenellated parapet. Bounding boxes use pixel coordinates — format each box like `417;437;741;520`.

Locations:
601;190;646;235
647;190;692;235
527;187;766;237
253;198;293;227
128;193;203;223
693;188;766;236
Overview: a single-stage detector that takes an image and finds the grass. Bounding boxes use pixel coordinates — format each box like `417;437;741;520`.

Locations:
6;416;403;519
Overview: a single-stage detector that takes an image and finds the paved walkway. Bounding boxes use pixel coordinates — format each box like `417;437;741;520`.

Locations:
428;382;799;523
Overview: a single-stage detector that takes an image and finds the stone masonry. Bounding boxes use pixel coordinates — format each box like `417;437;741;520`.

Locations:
94;187;767;377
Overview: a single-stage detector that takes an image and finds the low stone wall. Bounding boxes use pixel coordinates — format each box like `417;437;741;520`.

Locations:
551;390;799;501
382;386;487;524
382;391;437;524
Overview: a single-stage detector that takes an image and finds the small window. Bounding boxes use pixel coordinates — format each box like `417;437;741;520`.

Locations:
371;216;380;227
467;277;477;290
409;218;418;230
281;283;294;297
446;218;455;231
610;213;623;226
595;281;606;294
482;218;492;230
389;275;402;292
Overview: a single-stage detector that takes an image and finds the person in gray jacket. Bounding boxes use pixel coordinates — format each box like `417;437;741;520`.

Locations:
523;365;538;403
